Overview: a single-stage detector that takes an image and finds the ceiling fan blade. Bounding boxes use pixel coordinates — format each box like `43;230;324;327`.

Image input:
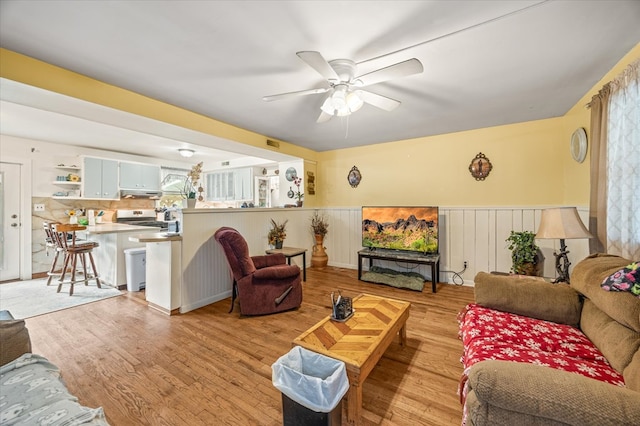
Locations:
316;111;333;123
262;87;329;102
357;90;401;111
356;58;423;87
297;51;340;82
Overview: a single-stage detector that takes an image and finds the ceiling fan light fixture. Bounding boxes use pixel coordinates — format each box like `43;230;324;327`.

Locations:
178;148;195;158
320;96;336;115
346;91;364;112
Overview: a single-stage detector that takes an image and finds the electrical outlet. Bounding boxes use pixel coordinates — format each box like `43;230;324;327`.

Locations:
464;261;468;268
34;204;45;212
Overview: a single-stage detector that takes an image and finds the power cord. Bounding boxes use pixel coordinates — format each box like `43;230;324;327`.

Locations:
440;261;468;286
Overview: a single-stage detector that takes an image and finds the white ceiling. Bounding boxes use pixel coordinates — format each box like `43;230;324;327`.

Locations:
1;0;639;156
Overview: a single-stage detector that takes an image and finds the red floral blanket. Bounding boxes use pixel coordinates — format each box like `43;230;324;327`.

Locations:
458;304;624;401
457;304;625;425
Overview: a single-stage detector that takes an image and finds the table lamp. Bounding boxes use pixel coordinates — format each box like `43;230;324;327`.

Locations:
535;207;593;283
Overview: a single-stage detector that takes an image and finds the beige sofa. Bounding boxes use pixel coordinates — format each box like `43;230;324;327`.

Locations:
0;312;109;425
462;254;640;425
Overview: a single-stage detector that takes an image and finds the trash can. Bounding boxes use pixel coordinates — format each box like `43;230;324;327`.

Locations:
124;247;146;291
272;346;349;426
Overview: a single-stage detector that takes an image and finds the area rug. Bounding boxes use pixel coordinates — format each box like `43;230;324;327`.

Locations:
360;266;425;291
0;278;122;319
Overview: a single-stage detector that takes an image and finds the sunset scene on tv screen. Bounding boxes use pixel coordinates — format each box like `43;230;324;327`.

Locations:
362;206;438;253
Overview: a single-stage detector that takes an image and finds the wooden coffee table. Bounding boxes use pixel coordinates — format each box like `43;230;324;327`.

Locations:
292;293;411;425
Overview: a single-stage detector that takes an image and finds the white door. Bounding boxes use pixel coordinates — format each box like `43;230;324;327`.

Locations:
0;162;22;281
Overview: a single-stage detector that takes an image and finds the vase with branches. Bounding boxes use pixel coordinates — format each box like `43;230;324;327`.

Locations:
310;211;329;268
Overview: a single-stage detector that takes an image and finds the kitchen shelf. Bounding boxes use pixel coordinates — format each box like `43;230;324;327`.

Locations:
55;165;81;170
52;196;83;200
52;181;81;185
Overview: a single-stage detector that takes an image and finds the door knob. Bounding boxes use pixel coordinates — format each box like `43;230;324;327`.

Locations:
11;223;18;227
11;214;17;219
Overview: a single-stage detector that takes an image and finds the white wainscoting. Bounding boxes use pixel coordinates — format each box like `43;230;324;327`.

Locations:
179;206;589;312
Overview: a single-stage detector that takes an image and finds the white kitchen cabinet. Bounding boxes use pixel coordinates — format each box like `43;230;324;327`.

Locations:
206;168;253;201
207;171;234;201
234;168;252;200
83;157;119;199
255;177;269;207
120;162;160;190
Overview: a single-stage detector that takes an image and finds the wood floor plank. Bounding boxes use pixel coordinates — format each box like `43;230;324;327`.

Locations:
24;266;474;425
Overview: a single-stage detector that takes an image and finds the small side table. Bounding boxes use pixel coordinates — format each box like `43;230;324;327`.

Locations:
265;247;307;281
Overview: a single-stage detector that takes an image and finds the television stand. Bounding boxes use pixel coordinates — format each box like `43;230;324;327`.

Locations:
357;249;440;293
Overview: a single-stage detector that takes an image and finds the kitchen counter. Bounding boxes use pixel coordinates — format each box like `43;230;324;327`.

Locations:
128;232;182;243
82;224;160;288
85;223;161;234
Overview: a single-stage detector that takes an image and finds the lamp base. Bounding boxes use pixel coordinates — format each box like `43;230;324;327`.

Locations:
552;239;571;284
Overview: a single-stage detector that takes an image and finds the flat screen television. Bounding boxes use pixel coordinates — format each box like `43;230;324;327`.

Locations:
362;206;439;254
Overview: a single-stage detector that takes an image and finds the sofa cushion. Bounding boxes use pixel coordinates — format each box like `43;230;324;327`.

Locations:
474;272;582;327
0;318;31;366
624;350;640;392
571;253;640;332
459;304;623;386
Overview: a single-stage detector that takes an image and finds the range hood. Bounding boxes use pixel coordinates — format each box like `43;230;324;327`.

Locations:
120;189;162;199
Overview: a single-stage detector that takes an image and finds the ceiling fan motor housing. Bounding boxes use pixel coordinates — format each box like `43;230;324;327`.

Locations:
329;59;357;84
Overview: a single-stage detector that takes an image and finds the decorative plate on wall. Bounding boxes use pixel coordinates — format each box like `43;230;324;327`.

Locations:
571;127;588;163
348;166;361;188
469;152;492;180
285;167;297;181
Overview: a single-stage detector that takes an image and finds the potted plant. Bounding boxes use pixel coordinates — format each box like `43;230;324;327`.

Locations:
310;211;329;268
183;162;203;208
506;231;541;276
268;219;288;248
293;177;304;207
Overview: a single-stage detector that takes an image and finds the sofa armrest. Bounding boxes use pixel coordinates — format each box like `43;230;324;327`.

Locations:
253;264;300;281
467;360;640;426
474;272;582;326
0;317;32;365
252;253;286;269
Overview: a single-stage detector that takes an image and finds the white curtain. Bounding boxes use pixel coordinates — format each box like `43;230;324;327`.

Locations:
606;59;640;259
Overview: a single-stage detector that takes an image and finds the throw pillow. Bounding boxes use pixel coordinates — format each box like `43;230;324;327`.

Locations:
601;261;640;298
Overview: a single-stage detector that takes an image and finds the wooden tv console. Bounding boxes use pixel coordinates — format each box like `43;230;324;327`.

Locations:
357;249;440;293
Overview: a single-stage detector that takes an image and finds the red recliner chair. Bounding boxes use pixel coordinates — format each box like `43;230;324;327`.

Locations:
214;227;303;315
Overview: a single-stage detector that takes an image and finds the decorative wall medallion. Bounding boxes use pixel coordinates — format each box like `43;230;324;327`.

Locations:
285;167;297;181
469;152;492;181
570;127;588;163
348;166;362;188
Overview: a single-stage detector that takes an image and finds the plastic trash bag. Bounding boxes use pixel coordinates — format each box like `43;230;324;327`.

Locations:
272;346;349;413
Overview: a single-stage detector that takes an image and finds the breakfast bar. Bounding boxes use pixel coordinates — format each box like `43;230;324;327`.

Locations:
129;232;183;315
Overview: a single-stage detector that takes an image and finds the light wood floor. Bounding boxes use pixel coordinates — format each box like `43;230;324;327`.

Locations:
25;267;475;425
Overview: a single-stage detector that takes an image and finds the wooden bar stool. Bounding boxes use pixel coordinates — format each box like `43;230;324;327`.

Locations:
51;223;101;295
43;221;65;285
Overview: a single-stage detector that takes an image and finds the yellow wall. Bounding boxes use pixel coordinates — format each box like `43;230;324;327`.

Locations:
317;118;565;207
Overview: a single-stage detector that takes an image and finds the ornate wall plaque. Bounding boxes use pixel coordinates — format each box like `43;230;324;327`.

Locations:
348;166;361;188
469;152;492;181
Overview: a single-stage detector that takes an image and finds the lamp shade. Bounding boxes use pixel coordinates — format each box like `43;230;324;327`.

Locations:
536;207;593;239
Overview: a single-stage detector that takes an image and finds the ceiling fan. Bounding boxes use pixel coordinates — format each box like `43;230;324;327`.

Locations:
263;51;423;123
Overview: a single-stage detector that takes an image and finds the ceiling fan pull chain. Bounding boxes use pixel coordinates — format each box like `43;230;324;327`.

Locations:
344;115;350;139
